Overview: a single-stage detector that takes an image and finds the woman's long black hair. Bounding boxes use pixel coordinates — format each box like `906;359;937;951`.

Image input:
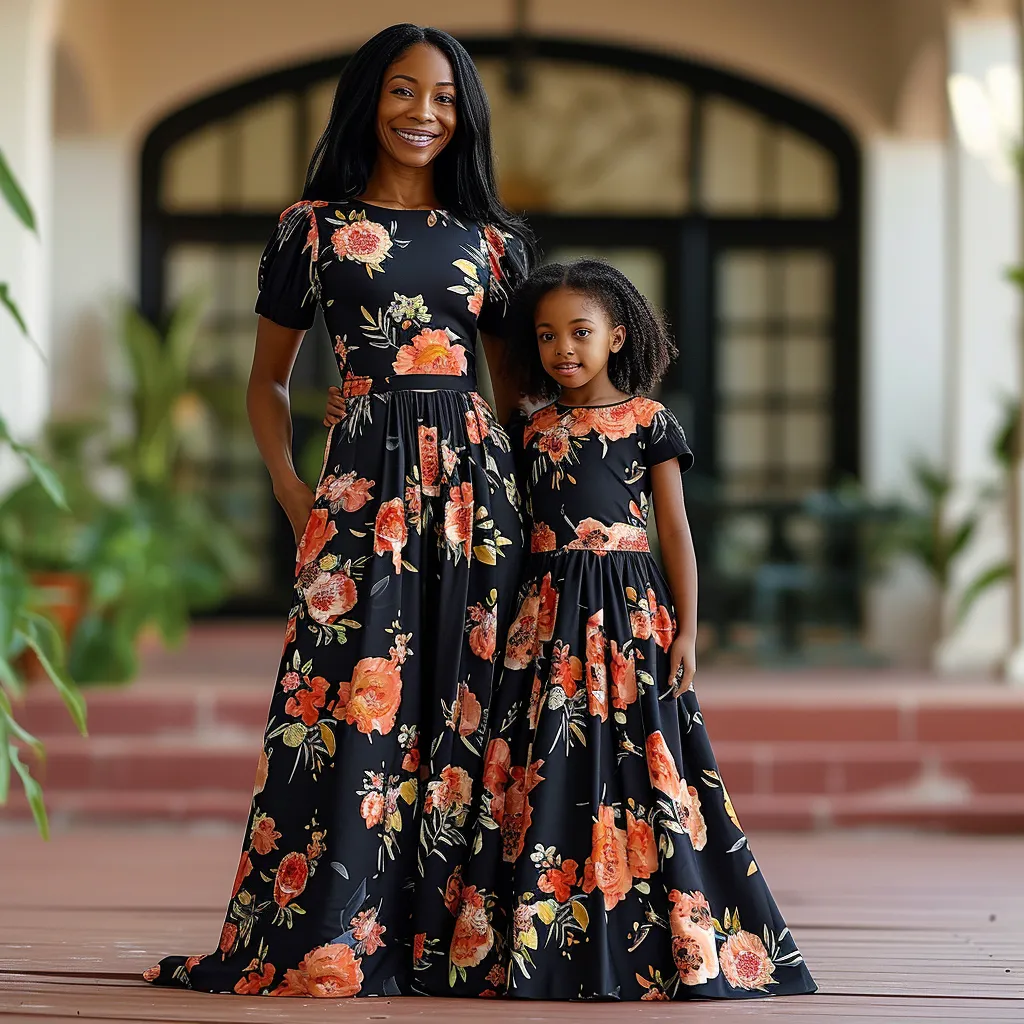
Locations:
302;23;535;263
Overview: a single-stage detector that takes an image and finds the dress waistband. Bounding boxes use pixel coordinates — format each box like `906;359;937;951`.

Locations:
342;374;478;397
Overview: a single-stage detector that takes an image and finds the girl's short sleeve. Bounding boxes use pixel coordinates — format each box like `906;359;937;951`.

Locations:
254;202;320;330
477;226;528;339
647;404;694;473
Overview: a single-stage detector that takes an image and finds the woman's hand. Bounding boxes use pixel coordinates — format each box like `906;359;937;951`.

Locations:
275;477;316;544
668;632;697;698
323;385;345;426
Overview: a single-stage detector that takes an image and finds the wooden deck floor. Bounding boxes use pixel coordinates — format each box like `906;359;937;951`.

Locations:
1;829;1022;1022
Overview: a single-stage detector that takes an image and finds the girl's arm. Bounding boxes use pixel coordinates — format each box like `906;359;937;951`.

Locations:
480;332;521;424
247;316;314;543
651;458;698;693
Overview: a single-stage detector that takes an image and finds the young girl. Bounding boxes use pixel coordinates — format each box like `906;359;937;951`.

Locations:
326;259;816;1001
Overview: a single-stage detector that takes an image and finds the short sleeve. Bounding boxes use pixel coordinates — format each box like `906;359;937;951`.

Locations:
254;201;320;330
477;226;529;338
647;405;694;473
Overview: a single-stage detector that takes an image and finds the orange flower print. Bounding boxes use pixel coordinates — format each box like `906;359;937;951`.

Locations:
443;867;464;915
573;518;613;553
339;656;403;736
373;497;407;572
350;908;387;955
589;396;660;440
585;611;608;721
273;851;309;907
673;934;712;987
720;931;775;990
253;748;269;796
319;471;375;512
630;608;652;640
537;572;558;643
142;965;160;982
531;522;557;553
456;682;482;736
646;730;683;801
282;615;296;654
405;483;422;521
251;813;282;856
429;765;473;814
418;425;439;496
549;640;582;698
501;760;544;863
470;393;494;440
296;509;338;568
285;676;329;727
504;587;540;669
467;286;484;316
465;408;483;445
219;922;238;955
306;830;325;863
537;426;572;463
184;954;205;972
273;942;364;997
234;960;275;995
402;746;420;772
412;932;426;964
523;403;561;445
625;810;657;879
444;482;474;559
467;602;497;661
582;804;632;911
393;328;468;376
528;669;543;729
483;224;506;280
360;791;384;829
304;570;357;625
683;785;708;851
231;851;253;897
483;738;511;793
607;522;651;552
610;640;637;709
342;370;372;397
331;218;393;275
538;858;578;902
650;588;675;651
450;885;494;968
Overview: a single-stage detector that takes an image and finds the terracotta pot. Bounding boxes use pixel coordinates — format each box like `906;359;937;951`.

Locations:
19;571;89;683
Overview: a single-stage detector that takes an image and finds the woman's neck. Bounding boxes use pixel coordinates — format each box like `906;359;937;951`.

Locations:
360;159;438;210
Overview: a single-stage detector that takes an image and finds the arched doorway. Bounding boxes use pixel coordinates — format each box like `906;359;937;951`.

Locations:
140;38;860;615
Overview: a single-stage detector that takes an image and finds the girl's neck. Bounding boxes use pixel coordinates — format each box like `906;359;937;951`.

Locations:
360;158;438;210
556;375;631;409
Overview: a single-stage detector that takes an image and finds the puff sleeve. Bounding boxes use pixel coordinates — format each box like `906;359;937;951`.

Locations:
254;201;321;330
477;225;529;339
647;404;695;474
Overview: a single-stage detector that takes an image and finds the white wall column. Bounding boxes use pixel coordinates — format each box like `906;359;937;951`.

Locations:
0;0;58;485
934;12;1021;674
862;139;948;666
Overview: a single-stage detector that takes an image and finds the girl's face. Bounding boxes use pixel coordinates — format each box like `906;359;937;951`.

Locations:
375;43;457;171
535;287;626;395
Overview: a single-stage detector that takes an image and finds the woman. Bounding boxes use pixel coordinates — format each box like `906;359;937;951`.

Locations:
144;24;532;998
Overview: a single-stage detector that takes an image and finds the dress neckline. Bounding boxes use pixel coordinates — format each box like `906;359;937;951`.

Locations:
354;198;447;214
554;395;638;411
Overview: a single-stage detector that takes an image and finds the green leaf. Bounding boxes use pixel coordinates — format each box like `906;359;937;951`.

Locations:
0;282;30;338
10;747;48;840
16;449;68;510
0;148;36;232
956;561;1013;625
20;612;86;734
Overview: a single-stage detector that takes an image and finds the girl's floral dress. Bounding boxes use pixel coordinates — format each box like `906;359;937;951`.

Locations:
452;397;817;1000
144;201;527;997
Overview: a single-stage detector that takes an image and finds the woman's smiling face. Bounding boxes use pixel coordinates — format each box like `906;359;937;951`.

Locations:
375;43;457;171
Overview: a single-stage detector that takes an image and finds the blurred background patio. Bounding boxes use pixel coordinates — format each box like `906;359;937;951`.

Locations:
2;0;1024;838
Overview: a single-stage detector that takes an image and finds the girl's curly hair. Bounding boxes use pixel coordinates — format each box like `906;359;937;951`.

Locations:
503;258;677;401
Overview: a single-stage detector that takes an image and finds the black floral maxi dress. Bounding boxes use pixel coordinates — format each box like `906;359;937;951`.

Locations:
451;397;817;1000
144;201;527;998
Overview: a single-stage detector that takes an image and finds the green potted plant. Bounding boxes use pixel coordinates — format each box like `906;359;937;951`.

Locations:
0;146;87;837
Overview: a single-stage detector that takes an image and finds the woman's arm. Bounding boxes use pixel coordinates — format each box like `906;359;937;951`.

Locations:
480;332;521;424
247;316;314;542
651;458;698;693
